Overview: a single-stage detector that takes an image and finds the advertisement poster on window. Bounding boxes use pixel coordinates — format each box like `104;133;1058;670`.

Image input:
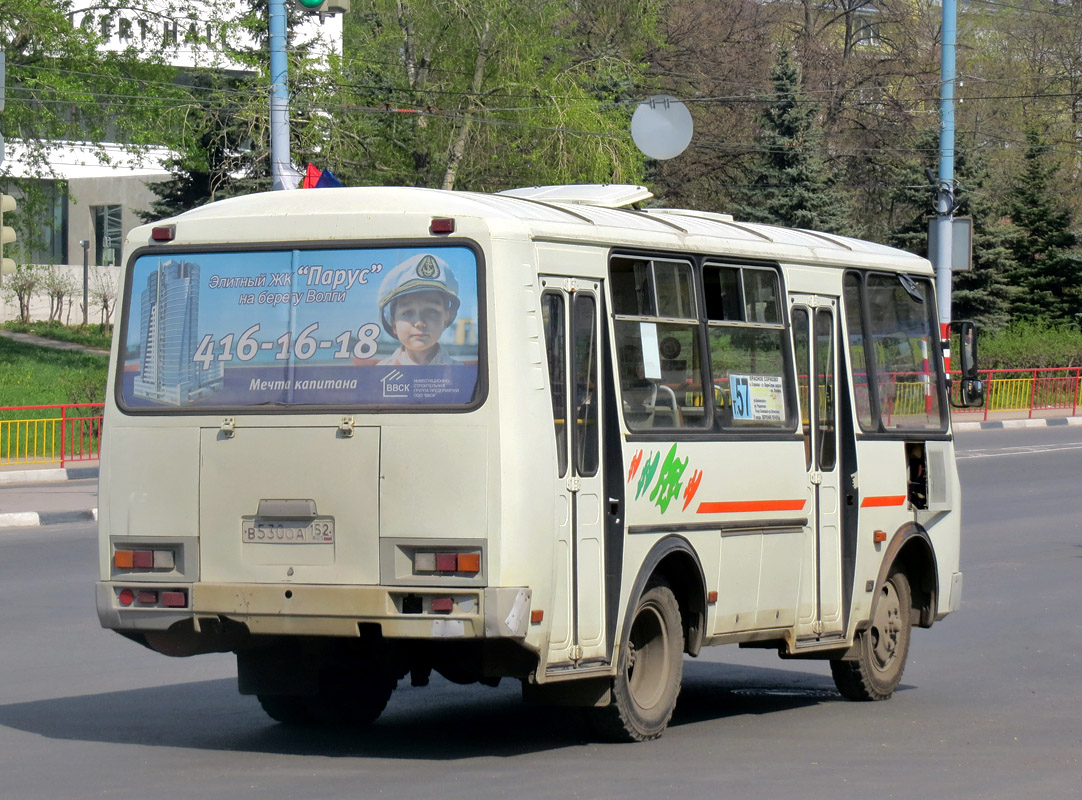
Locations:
119;246;480;409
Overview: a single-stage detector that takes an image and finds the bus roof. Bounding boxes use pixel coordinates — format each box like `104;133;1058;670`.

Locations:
133;185;932;274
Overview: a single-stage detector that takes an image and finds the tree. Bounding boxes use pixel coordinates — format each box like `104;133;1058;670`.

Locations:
1;263;37;322
732;47;849;233
642;0;777;213
949;151;1018;334
1004;130;1082;325
314;0;657;191
91;269;118;326
39;263;77;323
140;69;271;220
886;130;1017;334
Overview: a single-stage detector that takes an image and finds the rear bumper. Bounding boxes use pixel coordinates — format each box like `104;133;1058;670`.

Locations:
97;582;531;640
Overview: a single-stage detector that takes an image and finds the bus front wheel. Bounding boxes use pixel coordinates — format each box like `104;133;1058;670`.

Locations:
831;568;912;701
593;581;684;741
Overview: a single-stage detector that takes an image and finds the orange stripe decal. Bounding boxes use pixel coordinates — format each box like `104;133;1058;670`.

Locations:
697;499;807;514
861;495;907;508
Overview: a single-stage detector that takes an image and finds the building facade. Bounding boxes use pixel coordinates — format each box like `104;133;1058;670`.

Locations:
1;1;340;322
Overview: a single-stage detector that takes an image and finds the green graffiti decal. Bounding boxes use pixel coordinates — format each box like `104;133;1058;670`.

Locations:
649;443;689;513
635;451;661;500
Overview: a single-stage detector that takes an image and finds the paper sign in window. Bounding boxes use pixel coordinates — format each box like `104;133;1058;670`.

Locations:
729;373;785;422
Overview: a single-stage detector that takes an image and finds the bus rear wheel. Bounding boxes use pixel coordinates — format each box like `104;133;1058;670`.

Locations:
592;581;683;741
831;568;912;701
257;665;396;727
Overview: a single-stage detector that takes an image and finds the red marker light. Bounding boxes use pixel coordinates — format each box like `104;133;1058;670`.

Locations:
133;550;154;569
429;218;455;235
118;589;135;607
160;591;187;608
151;225;176;242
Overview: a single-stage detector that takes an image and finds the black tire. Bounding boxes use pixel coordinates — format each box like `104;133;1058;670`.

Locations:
257;665;396;727
592;582;684;741
831;568;912;701
257;694;317;725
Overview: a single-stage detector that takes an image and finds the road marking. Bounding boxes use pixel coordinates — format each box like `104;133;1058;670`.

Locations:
957;442;1082;460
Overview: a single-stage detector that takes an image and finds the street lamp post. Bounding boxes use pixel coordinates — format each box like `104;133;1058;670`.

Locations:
80;239;90;325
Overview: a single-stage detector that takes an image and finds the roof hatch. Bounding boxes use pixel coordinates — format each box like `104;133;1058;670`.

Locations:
498;184;654;208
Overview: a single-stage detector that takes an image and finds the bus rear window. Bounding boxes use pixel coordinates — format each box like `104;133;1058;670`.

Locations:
118;246;481;411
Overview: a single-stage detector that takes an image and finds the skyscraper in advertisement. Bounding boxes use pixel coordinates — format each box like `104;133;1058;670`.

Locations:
134;258;222;405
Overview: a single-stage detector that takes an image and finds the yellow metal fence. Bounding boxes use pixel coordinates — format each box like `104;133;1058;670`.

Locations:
0;404;104;467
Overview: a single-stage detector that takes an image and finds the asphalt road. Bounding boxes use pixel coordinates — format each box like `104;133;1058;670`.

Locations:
0;426;1079;799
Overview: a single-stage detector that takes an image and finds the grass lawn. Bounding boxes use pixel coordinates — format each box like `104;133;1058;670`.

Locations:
0;320;113;350
0;338;108;409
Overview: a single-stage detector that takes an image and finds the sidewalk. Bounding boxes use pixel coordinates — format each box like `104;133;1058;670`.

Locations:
0;328;109;357
0;463;99;529
952;415;1082;432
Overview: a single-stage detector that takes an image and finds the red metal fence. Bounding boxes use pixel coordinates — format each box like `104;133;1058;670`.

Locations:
0;404;105;467
952;367;1082;420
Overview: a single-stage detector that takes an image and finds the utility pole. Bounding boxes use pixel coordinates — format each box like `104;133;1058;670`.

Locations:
269;0;291;191
935;0;957;369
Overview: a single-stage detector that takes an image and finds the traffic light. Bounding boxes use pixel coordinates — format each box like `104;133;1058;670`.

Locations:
0;193;15;276
294;0;350;13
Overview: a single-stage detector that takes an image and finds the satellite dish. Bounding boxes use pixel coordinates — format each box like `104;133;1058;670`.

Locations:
631;95;693;160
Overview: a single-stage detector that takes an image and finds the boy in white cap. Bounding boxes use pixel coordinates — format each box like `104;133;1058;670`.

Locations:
377;253;462;366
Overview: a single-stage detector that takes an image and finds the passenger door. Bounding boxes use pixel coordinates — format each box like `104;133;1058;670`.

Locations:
791;296;845;641
540;278;608;670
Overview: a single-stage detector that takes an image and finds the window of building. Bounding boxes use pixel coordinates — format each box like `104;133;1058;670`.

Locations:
20;181;69;266
93;205;123;267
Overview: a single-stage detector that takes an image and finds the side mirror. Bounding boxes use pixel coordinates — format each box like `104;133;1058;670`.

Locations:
958;320;979;381
951;320;985;408
957;377;985;408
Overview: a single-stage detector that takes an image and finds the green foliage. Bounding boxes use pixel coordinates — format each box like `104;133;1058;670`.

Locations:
0;1;181;157
0;320;112;350
319;0;656;191
885;131;1018;334
1003;130;1082;326
0;338;107;406
1;1;184;252
139;69;271;220
977;321;1082;370
731;47;849;234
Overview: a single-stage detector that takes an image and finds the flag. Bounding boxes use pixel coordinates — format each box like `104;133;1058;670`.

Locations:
301;163;322;189
315;169;343;188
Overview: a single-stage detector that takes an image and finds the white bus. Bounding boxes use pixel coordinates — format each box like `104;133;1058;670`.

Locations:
97;184;983;741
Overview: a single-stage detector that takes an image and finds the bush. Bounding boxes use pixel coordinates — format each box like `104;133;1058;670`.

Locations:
976;321;1082;370
0;320;112;350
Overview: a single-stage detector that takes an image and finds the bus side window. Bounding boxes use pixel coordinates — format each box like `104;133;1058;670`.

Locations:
705;265;791;431
611;255;706;432
792;307;812;469
541;292;568;477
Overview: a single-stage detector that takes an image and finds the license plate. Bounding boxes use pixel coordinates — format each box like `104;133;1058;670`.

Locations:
241;517;335;544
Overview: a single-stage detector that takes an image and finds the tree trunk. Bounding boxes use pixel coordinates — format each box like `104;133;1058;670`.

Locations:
442;19;494;191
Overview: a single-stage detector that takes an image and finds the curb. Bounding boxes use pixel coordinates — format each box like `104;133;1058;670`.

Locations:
953;417;1082;432
0;508;98;529
0;466;99;486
